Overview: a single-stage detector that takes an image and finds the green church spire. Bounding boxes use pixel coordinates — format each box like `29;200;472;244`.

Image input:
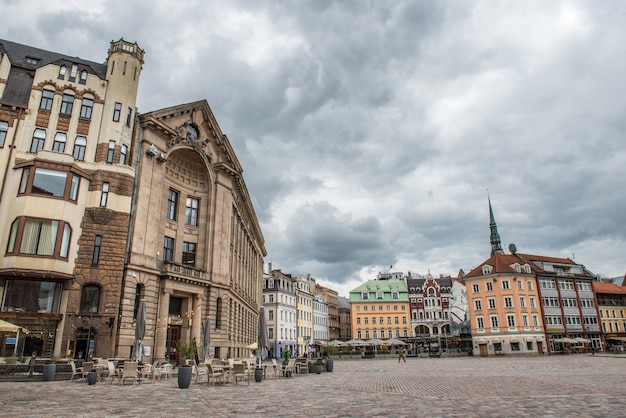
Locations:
489;195;504;256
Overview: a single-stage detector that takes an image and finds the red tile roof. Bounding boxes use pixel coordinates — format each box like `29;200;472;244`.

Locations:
592;281;626;295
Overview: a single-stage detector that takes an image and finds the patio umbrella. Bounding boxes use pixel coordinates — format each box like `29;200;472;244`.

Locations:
0;319;27;357
203;315;211;361
133;299;146;362
0;319;23;333
328;339;346;347
257;307;269;367
386;338;406;346
246;342;258;350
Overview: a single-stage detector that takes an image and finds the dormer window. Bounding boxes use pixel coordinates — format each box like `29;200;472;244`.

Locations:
513;264;521;273
482;265;493;275
70;64;78;81
26;57;40;65
523;265;531;274
361;291;369;300
58;65;67;79
80;70;88;84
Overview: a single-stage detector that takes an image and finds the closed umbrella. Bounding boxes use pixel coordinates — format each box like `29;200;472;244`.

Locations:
133;299;146;362
203;315;211;362
257;307;269;367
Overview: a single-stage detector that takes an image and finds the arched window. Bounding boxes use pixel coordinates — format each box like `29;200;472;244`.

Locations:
80;285;100;314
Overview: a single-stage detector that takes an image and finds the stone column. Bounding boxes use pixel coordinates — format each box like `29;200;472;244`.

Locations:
155;288;171;361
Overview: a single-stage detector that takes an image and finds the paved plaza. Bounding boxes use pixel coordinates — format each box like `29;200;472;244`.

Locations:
0;355;624;417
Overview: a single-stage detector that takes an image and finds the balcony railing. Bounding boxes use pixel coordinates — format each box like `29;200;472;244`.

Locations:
163;262;208;283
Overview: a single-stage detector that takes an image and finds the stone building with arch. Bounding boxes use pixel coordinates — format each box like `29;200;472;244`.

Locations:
0;38;265;362
124;100;266;362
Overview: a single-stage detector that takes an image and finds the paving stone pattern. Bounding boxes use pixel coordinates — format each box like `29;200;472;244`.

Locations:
0;355;624;417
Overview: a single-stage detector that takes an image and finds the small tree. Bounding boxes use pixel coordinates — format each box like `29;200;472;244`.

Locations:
177;340;197;365
324;345;338;358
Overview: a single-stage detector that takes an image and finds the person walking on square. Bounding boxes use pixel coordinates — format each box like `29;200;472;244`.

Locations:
398;348;406;363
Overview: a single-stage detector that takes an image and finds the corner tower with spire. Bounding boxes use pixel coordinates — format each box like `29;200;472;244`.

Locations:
489;195;504;256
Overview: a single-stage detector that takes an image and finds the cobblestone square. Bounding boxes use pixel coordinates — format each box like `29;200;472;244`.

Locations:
0;355;624;417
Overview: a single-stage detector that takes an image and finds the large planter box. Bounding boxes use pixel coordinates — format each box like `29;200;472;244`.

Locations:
43;364;56;381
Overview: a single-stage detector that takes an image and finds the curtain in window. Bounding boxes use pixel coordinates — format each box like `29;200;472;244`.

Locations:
38;220;58;255
20;219;40;254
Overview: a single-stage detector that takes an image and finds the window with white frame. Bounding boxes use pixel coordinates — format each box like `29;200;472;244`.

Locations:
490;315;499;328
30;129;46;153
52;132;67;152
73;136;87;160
502;280;510;290
40;90;54;111
100;182;109;207
80;98;94;119
474;299;482;310
60;94;74;115
476;316;484;330
507;314;516;327
0;121;7;148
472;284;479;293
504;296;513;308
486;281;493;291
488;298;496;309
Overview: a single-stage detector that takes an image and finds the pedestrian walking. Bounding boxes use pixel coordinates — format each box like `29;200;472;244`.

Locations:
398;348;406;363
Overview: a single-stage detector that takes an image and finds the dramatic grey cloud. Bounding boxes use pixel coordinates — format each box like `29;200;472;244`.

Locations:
3;0;625;296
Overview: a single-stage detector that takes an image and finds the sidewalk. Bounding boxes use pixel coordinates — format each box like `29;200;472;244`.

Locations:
0;355;624;417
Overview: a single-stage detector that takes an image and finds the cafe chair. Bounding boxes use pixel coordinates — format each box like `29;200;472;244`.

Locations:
231;362;250;385
119;361;138;385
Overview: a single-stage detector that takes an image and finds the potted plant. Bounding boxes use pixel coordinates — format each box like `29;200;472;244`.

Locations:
323;345;337;372
281;348;291;365
176;340;196;389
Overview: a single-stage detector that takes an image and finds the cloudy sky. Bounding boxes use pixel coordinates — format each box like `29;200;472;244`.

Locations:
2;1;625;297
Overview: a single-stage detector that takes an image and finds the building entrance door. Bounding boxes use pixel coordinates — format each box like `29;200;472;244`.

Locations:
166;325;181;364
537;341;544;355
479;344;488;357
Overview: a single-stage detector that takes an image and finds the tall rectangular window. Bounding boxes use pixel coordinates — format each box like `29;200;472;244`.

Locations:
166;189;178;220
507;314;516;327
490;316;499;328
126;107;132;127
163;236;174;262
60;94;74;115
40;90;54;111
182;241;196;266
30;129;46;153
476;317;484;330
113;102;121;121
0;121;8;148
185;197;199;226
73;136;87;160
107;140;115;163
52;132;67;152
92;235;102;265
120;144;128;165
100;182;109;207
80;98;94;119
